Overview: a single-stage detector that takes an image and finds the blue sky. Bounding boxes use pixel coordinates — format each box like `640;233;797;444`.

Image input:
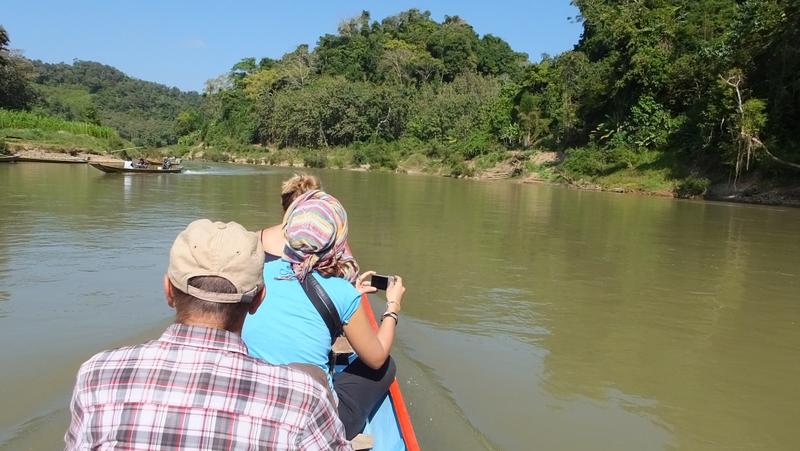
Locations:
3;1;582;92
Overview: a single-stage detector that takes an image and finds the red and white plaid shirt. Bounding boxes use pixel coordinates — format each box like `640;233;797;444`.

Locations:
65;323;349;450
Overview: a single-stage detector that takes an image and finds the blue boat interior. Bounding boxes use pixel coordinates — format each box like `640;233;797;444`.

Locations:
336;355;407;451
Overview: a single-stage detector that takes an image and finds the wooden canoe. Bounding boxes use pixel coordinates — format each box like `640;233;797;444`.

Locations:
17;157;87;164
0;155;20;163
338;295;420;451
89;162;184;174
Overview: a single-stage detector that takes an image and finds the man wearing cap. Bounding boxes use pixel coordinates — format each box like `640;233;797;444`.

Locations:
65;219;349;450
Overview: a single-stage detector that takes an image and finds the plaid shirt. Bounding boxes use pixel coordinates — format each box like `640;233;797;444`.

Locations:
65;323;349;450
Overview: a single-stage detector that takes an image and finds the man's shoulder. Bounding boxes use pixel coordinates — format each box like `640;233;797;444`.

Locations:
76;337;331;408
77;340;160;378
248;355;328;397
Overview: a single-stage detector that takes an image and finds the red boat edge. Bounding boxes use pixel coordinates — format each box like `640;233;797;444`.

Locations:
359;294;421;451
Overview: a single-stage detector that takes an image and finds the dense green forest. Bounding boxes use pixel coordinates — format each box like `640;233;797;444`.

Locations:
2;2;799;193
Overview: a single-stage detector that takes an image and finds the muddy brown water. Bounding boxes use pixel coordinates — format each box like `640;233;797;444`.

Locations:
1;162;798;450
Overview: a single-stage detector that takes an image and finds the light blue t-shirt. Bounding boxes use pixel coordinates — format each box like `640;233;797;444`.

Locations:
242;259;361;379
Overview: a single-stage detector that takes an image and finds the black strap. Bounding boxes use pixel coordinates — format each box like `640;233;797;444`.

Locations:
299;274;343;345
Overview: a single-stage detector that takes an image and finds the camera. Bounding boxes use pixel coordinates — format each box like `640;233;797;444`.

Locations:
370;274;392;291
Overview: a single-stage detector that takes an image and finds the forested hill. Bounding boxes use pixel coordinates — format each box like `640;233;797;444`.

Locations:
31;60;202;146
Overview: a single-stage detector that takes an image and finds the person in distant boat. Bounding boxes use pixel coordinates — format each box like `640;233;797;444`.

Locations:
123;157;133;169
64;219;349;450
136;158;147;168
162;157;171;170
259;174;322;260
242;189;406;440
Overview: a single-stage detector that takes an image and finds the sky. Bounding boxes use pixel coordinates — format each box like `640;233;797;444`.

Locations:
3;0;583;92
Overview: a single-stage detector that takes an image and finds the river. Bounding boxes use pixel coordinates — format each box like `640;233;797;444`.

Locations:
0;162;798;450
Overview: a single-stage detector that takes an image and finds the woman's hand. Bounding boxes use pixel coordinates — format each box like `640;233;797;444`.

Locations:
343;274;405;370
355;271;378;295
385;275;405;313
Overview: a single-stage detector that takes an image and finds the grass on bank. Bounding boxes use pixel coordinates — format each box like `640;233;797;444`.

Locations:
0;108;128;153
0;109;123;144
556;147;700;195
0;128;129;154
593;165;677;193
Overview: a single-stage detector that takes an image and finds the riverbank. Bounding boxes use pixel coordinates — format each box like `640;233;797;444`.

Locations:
535;174;800;207
147;146;800;209
5;137;799;207
11;147;123;163
175;145;800;208
2;136;125;163
0;127;128;155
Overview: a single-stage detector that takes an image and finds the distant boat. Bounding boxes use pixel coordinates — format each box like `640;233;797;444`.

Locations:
89;162;184;174
0;155;20;163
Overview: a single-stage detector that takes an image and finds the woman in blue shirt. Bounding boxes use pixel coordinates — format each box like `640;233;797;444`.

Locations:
243;189;406;440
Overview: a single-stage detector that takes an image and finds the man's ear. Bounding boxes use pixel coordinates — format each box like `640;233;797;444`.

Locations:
164;274;176;308
248;285;266;315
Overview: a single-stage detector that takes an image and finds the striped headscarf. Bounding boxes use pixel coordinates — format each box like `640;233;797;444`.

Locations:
281;190;359;283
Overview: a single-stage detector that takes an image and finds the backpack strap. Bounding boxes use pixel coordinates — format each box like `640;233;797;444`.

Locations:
299;274;343;345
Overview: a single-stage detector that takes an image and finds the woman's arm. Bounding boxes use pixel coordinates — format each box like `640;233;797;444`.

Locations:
343;276;405;369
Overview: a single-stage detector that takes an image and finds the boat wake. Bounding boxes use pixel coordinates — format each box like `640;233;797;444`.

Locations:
181;165;268;176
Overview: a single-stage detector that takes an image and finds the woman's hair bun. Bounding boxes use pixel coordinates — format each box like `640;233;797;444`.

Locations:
281;174;321;211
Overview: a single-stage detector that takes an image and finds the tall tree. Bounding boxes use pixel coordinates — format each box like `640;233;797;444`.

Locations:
427;19;480;81
477;34;527;79
0;25;36;110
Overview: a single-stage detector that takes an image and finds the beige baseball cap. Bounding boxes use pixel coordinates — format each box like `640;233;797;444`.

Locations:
167;219;265;303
